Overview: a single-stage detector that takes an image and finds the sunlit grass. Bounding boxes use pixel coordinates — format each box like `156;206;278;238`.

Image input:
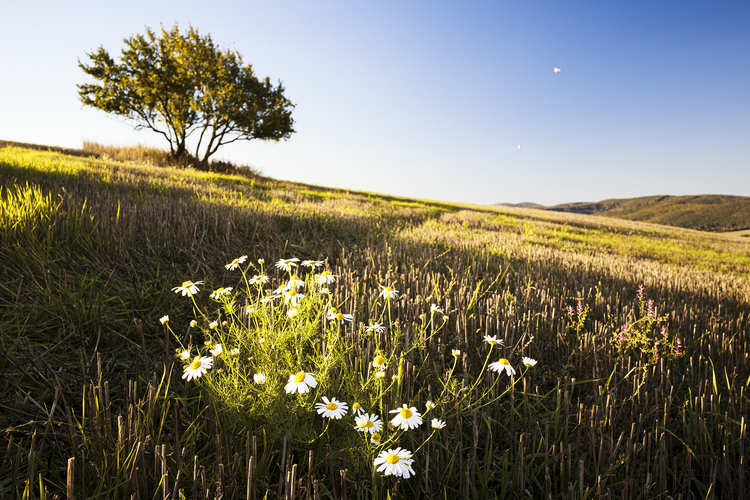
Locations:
1;144;749;499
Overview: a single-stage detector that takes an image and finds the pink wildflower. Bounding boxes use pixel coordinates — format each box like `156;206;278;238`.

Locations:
577;301;584;316
637;284;645;300
647;299;654;317
567;305;574;316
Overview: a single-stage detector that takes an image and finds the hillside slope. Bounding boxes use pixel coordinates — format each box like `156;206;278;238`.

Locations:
2;144;750;498
545;194;750;232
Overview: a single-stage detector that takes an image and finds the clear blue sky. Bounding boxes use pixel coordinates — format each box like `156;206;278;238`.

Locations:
2;0;748;205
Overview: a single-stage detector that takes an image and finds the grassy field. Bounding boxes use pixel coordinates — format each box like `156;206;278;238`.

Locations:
1;145;749;499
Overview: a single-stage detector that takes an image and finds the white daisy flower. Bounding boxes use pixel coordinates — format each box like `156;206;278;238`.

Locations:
209;321;218;330
284;371;317;394
275;258;300;272
373;448;415;478
522;357;538;367
431;418;447;429
328;310;353;324
182;356;213;381
352;402;363;415
287;308;299;318
430;304;443;315
316;271;337;285
488;358;516;376
370;432;382;445
354;413;383;434
180;349;190;360
210;344;223;356
390;404;422;431
379;285;399;300
452;349;461;357
225;255;248;270
253;372;266;385
249;274;269;286
372;355;387;370
159;315;169;325
367;322;386;334
172;280;203;297
287;275;305;289
210;287;233;299
229;348;240;358
302;260;324;269
315;397;349;419
375;371;386;379
189;320;198;328
425;400;435;411
318;287;331;295
284;289;304;307
484;335;503;346
257;258;265;264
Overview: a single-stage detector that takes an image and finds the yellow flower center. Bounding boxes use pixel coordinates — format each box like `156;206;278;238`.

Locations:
386;454;400;464
488;339;497;345
365;420;374;428
287;290;297;297
182;281;193;287
353;403;361;410
335;313;344;320
374;355;386;366
290;275;300;281
294;371;306;383
372;432;381;441
326;402;338;410
189;358;202;370
400;408;413;419
321;271;331;277
499;358;510;365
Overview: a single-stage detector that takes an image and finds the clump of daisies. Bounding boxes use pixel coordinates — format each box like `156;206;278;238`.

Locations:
165;254;537;481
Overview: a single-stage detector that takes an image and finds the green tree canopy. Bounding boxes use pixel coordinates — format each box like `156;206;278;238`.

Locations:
78;25;295;165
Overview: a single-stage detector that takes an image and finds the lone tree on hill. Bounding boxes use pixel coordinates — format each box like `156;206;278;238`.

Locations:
78;25;295;166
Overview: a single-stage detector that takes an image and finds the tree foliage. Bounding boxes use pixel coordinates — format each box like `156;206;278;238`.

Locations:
78;25;295;164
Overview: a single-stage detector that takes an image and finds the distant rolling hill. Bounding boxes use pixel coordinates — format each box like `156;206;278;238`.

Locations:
496;195;750;233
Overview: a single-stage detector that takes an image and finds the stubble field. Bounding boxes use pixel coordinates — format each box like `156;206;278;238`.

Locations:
1;145;748;499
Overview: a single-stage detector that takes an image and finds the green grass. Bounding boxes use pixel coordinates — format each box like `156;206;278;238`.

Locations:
1;144;749;499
